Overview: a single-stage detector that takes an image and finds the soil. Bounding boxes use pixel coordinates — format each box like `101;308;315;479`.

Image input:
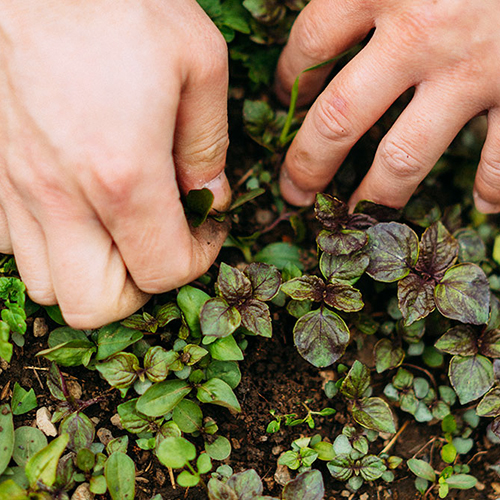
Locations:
1;309;499;500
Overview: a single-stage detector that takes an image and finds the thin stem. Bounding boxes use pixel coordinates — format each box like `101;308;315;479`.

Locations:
278;47;358;147
380;420;410;454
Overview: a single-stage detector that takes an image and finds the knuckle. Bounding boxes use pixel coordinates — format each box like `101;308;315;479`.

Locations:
89;159;141;204
293;17;332;63
377;138;425;180
312;96;355;143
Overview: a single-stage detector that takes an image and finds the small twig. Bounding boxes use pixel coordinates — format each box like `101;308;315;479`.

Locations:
32;367;44;390
380;420;410;454
26;366;49;371
235;167;255;188
467;450;488;465
411;436;438;457
168;467;176;490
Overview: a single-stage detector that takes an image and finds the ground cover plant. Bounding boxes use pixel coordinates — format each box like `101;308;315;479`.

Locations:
1;0;500;499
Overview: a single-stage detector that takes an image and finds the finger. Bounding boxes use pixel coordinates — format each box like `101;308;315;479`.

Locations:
40;203;149;329
275;0;374;105
173;9;231;212
280;36;413;206
350;82;481;209
5;203;56;305
473;108;500;213
0;205;13;254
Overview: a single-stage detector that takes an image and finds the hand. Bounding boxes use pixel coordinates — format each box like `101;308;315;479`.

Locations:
0;0;231;328
275;0;500;213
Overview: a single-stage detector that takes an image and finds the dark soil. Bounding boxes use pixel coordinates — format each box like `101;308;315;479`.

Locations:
2;311;499;500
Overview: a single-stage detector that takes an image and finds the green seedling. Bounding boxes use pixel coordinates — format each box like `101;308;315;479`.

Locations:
0;277;27;362
408;458;477;498
266;403;335;433
11;383;37;416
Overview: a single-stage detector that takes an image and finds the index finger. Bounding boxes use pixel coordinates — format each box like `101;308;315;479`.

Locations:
275;0;374;105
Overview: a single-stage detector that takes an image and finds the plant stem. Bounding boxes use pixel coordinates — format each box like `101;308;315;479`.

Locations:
380;420;410;454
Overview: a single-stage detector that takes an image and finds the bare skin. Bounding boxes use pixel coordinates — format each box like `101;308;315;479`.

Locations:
0;0;231;328
275;0;500;213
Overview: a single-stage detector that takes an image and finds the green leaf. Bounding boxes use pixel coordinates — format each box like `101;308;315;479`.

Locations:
183;344;209;365
435;325;478;356
11;383;37;416
137;380;192;417
60;412;95;453
323;283;364;313
37;340;96;367
95;323;143;361
197;453;212;475
366;222;419;282
434;264;490;325
197;378;241;413
281;276;324;302
0;479;28;499
244;262;281;301
449;354;494;404
255;242;304;271
477;387;500;417
1;305;26;335
25;434;69;489
12;427;47;467
144;346;179;383
172;400;203;433
319;251;369;285
398;273;436;325
156;437;196;469
340;361;371;399
416;222;458;277
229;188;266;212
407;458;436;482
206;336;244;362
352;397;396;433
317;229;367;256
445;474;477;489
359;455;387;481
393;367;414;389
239;299;272;337
177;470;200;487
185;188;214;227
293;308;350;368
105;451;135;500
227;469;263;499
205;436;231;461
200;298;241;338
206;360;241;389
374;339;405;373
96;352;139;389
177;285;211;337
282;470;324;500
117;399;159;434
0;403;14;476
441;443;457;464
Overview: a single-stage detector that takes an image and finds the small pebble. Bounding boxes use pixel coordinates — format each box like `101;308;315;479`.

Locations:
97;427;114;446
36;407;58;437
71;483;94;500
66;379;83;400
110;414;123;429
274;462;291;486
33;317;49;337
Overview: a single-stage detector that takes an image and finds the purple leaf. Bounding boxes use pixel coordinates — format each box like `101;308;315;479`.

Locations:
317;229;367;255
416;222;458;278
449;354;494;404
200;298;241;338
435;325;478;356
366;222;419;282
398;273;436;326
239;299;272;338
217;263;253;304
435;264;490;325
324;284;364;313
293;308;350;368
281;276;325;302
244;262;281;301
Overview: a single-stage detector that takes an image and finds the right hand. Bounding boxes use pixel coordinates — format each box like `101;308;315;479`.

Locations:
0;0;231;328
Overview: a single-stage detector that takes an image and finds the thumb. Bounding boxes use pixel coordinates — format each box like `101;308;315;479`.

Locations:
173;29;231;213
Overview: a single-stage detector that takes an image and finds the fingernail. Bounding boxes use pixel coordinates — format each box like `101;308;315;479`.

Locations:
280;168;316;206
204;171;231;211
473;190;500;214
